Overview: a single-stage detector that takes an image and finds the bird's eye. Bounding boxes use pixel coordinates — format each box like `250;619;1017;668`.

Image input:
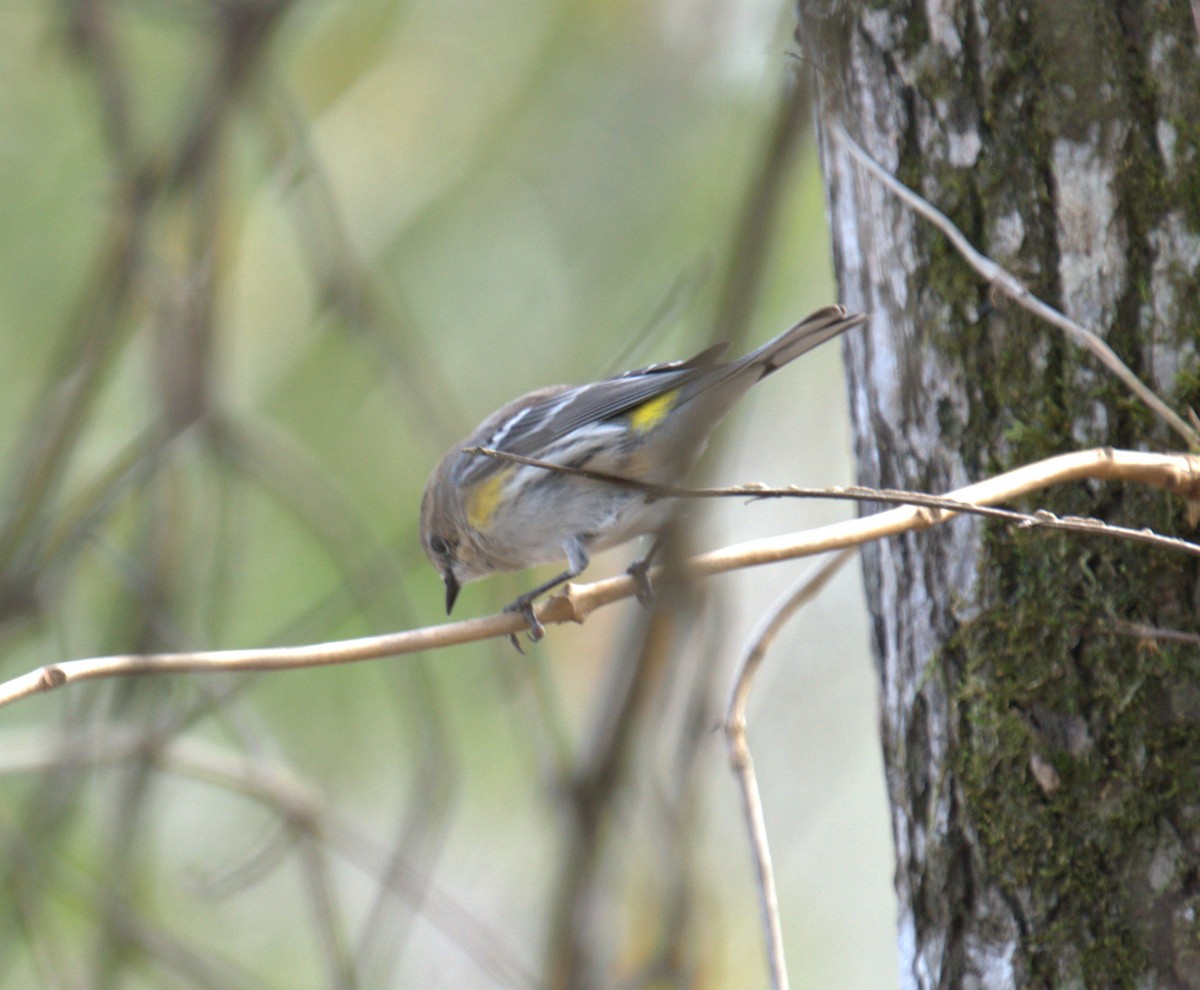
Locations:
429;534;450;557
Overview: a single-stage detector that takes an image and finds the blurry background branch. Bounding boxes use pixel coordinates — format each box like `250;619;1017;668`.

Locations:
0;1;894;987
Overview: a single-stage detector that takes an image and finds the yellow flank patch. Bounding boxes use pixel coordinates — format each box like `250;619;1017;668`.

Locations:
466;469;512;530
629;388;679;434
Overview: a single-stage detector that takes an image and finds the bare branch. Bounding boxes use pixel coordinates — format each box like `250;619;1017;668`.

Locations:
467;447;1200;559
1106;621;1200;648
0;447;1197;711
725;550;854;990
830;124;1200;451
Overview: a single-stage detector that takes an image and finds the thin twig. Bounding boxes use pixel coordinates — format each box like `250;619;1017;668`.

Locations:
0;448;1197;710
467;447;1200;559
830;124;1200;450
1106;621;1200;648
725;550;854;990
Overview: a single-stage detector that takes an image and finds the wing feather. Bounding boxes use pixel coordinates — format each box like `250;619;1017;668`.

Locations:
454;345;727;484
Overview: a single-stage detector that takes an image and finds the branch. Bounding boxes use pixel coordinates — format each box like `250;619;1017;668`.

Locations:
467;447;1200;559
1;447;1197;711
1106;620;1200;648
725;550;855;990
831;124;1200;451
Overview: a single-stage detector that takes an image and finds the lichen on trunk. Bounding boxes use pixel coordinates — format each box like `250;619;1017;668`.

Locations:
797;0;1200;985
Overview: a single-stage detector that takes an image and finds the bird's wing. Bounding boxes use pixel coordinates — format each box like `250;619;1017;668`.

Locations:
455;342;729;485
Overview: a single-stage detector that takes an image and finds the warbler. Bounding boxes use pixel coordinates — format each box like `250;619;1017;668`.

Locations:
421;304;866;640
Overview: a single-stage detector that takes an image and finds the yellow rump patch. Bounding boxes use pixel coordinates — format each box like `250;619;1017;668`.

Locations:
466;469;512;530
629;388;679;434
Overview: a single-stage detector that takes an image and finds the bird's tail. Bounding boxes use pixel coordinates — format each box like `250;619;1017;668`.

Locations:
742;305;867;379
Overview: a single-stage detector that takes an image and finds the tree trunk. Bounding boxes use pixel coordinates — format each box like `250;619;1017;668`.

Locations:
797;1;1200;987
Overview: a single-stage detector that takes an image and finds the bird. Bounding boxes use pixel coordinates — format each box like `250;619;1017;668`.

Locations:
420;304;866;641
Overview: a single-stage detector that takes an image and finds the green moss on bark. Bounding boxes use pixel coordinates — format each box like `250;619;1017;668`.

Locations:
948;490;1200;989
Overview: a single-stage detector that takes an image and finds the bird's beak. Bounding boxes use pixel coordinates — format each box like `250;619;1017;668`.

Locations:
443;572;460;615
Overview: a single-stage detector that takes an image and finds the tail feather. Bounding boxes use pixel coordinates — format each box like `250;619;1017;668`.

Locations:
746;305;867;378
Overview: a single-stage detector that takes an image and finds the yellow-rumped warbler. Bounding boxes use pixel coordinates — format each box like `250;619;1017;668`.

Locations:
421;305;866;639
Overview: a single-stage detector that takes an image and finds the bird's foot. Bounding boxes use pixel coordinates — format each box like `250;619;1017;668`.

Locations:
626;557;655;607
503;596;545;651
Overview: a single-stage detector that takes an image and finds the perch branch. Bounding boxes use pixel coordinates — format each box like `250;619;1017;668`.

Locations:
0;447;1197;711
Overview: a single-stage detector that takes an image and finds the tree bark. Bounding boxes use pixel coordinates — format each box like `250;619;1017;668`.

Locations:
797;1;1200;987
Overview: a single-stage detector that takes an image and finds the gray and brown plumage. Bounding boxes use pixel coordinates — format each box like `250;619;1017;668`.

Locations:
421;305;866;638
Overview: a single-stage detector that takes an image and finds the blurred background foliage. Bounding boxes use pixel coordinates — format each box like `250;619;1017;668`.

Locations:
0;1;895;987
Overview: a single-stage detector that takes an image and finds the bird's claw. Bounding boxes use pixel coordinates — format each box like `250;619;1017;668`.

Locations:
626;557;655;607
504;597;544;650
